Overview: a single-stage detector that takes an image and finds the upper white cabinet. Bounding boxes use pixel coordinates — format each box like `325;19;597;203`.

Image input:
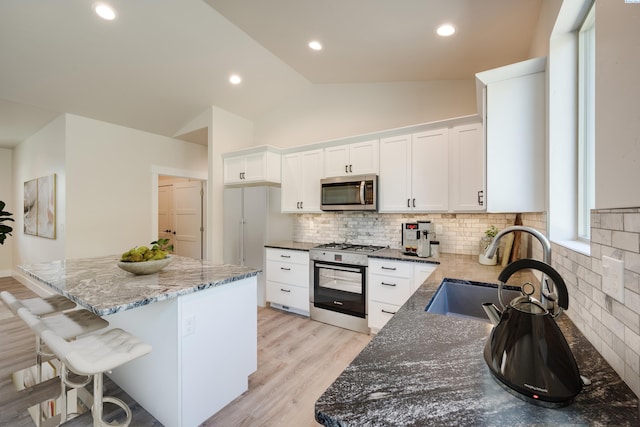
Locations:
223;148;281;185
476;57;546;212
379;128;449;212
449;122;485;211
324;140;379;177
281;149;324;213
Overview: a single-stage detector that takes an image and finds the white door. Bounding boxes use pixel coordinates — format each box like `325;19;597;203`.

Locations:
281;153;302;212
299;149;324;212
379;134;412;212
450;123;485;211
349;140;379;175
173;181;204;259
158;185;174;250
324;144;350;177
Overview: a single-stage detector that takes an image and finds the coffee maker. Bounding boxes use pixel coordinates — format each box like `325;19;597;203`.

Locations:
402;221;433;257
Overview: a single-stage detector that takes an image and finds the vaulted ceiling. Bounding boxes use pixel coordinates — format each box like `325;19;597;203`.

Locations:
0;0;542;148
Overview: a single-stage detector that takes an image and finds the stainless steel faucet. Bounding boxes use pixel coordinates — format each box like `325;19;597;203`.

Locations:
484;225;555;310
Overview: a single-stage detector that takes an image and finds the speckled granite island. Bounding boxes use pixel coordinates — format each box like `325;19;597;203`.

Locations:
316;254;640;426
18;255;261;427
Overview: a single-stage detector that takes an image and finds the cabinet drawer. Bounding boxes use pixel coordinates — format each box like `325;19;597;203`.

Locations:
368;300;400;332
266;260;309;286
265;248;309;265
368;259;413;278
369;274;412;306
266;281;309;311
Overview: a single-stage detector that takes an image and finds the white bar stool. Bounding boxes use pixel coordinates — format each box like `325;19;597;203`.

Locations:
2;290;109;423
19;308;152;427
1;290;77;316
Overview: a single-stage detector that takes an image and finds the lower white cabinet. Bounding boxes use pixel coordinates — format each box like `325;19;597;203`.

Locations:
265;248;310;316
368;259;436;333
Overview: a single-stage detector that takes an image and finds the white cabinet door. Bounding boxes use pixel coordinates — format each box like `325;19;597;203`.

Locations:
450;123;485;211
324;145;351;177
413;263;437;293
242;152;267;182
299;149;324;212
411;128;449;211
281;149;324;213
223;156;245;184
379;135;412;212
349;140;379;175
324;140;379;177
281;153;302;213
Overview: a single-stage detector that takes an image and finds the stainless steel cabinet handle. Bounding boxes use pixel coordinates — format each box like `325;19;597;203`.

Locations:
280;267;291;271
280;288;291;293
381;282;397;287
333;301;344;306
381;266;397;271
381;309;397;315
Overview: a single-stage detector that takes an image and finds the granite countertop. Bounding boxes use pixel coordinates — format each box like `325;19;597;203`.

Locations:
265;241;318;251
315;254;640;426
18;255;260;316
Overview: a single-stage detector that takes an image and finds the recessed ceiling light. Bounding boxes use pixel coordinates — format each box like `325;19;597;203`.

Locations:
436;24;456;37
229;74;242;85
308;40;322;51
94;3;117;21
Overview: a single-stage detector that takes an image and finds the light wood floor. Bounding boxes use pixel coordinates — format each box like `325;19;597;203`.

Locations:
0;276;372;426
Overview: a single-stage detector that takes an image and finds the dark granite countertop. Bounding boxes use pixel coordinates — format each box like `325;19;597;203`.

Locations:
315;255;640;426
265;241;317;251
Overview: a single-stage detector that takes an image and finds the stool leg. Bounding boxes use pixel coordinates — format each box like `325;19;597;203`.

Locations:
91;372;132;427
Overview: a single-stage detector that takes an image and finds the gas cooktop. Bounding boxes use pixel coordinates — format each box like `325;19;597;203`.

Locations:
312;243;386;253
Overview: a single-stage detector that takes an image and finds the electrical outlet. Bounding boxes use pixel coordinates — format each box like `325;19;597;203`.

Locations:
602;255;625;303
183;315;196;336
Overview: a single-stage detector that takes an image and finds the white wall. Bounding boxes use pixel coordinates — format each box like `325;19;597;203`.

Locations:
13;116;66;267
208;106;254;263
0;148;14;275
595;1;640;209
64;114;208;259
253;81;477;148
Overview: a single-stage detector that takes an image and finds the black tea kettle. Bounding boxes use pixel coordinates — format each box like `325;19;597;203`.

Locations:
482;259;582;407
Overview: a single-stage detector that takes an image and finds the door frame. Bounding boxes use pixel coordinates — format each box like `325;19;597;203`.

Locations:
151;166;208;259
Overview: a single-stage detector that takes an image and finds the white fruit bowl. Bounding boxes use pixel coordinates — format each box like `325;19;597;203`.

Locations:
117;256;172;275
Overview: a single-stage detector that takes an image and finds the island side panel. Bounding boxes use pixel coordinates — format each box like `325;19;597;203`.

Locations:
180;276;257;426
105;276;257;427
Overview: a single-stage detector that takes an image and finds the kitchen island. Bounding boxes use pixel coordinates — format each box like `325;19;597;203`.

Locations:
18;255;260;427
316;253;640;426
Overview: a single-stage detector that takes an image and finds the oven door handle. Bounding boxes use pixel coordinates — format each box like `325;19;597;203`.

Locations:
359;181;365;205
314;262;362;274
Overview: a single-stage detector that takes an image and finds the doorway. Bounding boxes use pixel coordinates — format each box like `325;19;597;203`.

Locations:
158;176;206;259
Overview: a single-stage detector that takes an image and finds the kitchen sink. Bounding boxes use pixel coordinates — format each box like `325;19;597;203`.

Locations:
425;278;522;322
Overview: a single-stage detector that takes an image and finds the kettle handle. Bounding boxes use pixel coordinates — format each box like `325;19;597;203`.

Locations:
498;259;569;310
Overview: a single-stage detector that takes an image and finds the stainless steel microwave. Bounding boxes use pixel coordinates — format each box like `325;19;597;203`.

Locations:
320;175;378;211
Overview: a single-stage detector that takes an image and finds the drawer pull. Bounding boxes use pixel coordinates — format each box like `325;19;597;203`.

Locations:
280;255;291;258
333;301;344;306
280;267;291;271
381;309;396;315
280;288;291;293
381;282;396;287
381;266;397;271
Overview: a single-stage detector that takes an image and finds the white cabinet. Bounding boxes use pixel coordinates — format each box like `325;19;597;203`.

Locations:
265;248;310;316
476;57;546;212
379;128;449;212
449;122;485;211
281;149;324;213
324;140;379;177
223;149;281;185
368;259;436;332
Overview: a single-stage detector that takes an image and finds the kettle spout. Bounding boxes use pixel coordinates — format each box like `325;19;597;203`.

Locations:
482;302;502;326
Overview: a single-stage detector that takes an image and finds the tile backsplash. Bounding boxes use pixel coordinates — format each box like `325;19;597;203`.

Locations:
547;208;640;397
294;212;520;255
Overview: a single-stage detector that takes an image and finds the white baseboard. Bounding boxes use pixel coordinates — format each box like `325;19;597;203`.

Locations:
0;269;11;278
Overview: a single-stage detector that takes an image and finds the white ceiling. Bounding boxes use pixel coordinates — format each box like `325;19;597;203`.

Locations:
0;0;542;148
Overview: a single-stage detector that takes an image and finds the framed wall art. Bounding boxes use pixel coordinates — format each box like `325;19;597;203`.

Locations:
23;173;56;239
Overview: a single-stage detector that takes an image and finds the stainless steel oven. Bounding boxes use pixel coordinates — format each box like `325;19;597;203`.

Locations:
309;243;384;334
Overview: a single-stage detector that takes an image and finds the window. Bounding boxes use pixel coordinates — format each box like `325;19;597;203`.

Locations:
578;5;595;240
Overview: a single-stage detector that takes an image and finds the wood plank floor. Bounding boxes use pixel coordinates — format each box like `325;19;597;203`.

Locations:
0;276;371;426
